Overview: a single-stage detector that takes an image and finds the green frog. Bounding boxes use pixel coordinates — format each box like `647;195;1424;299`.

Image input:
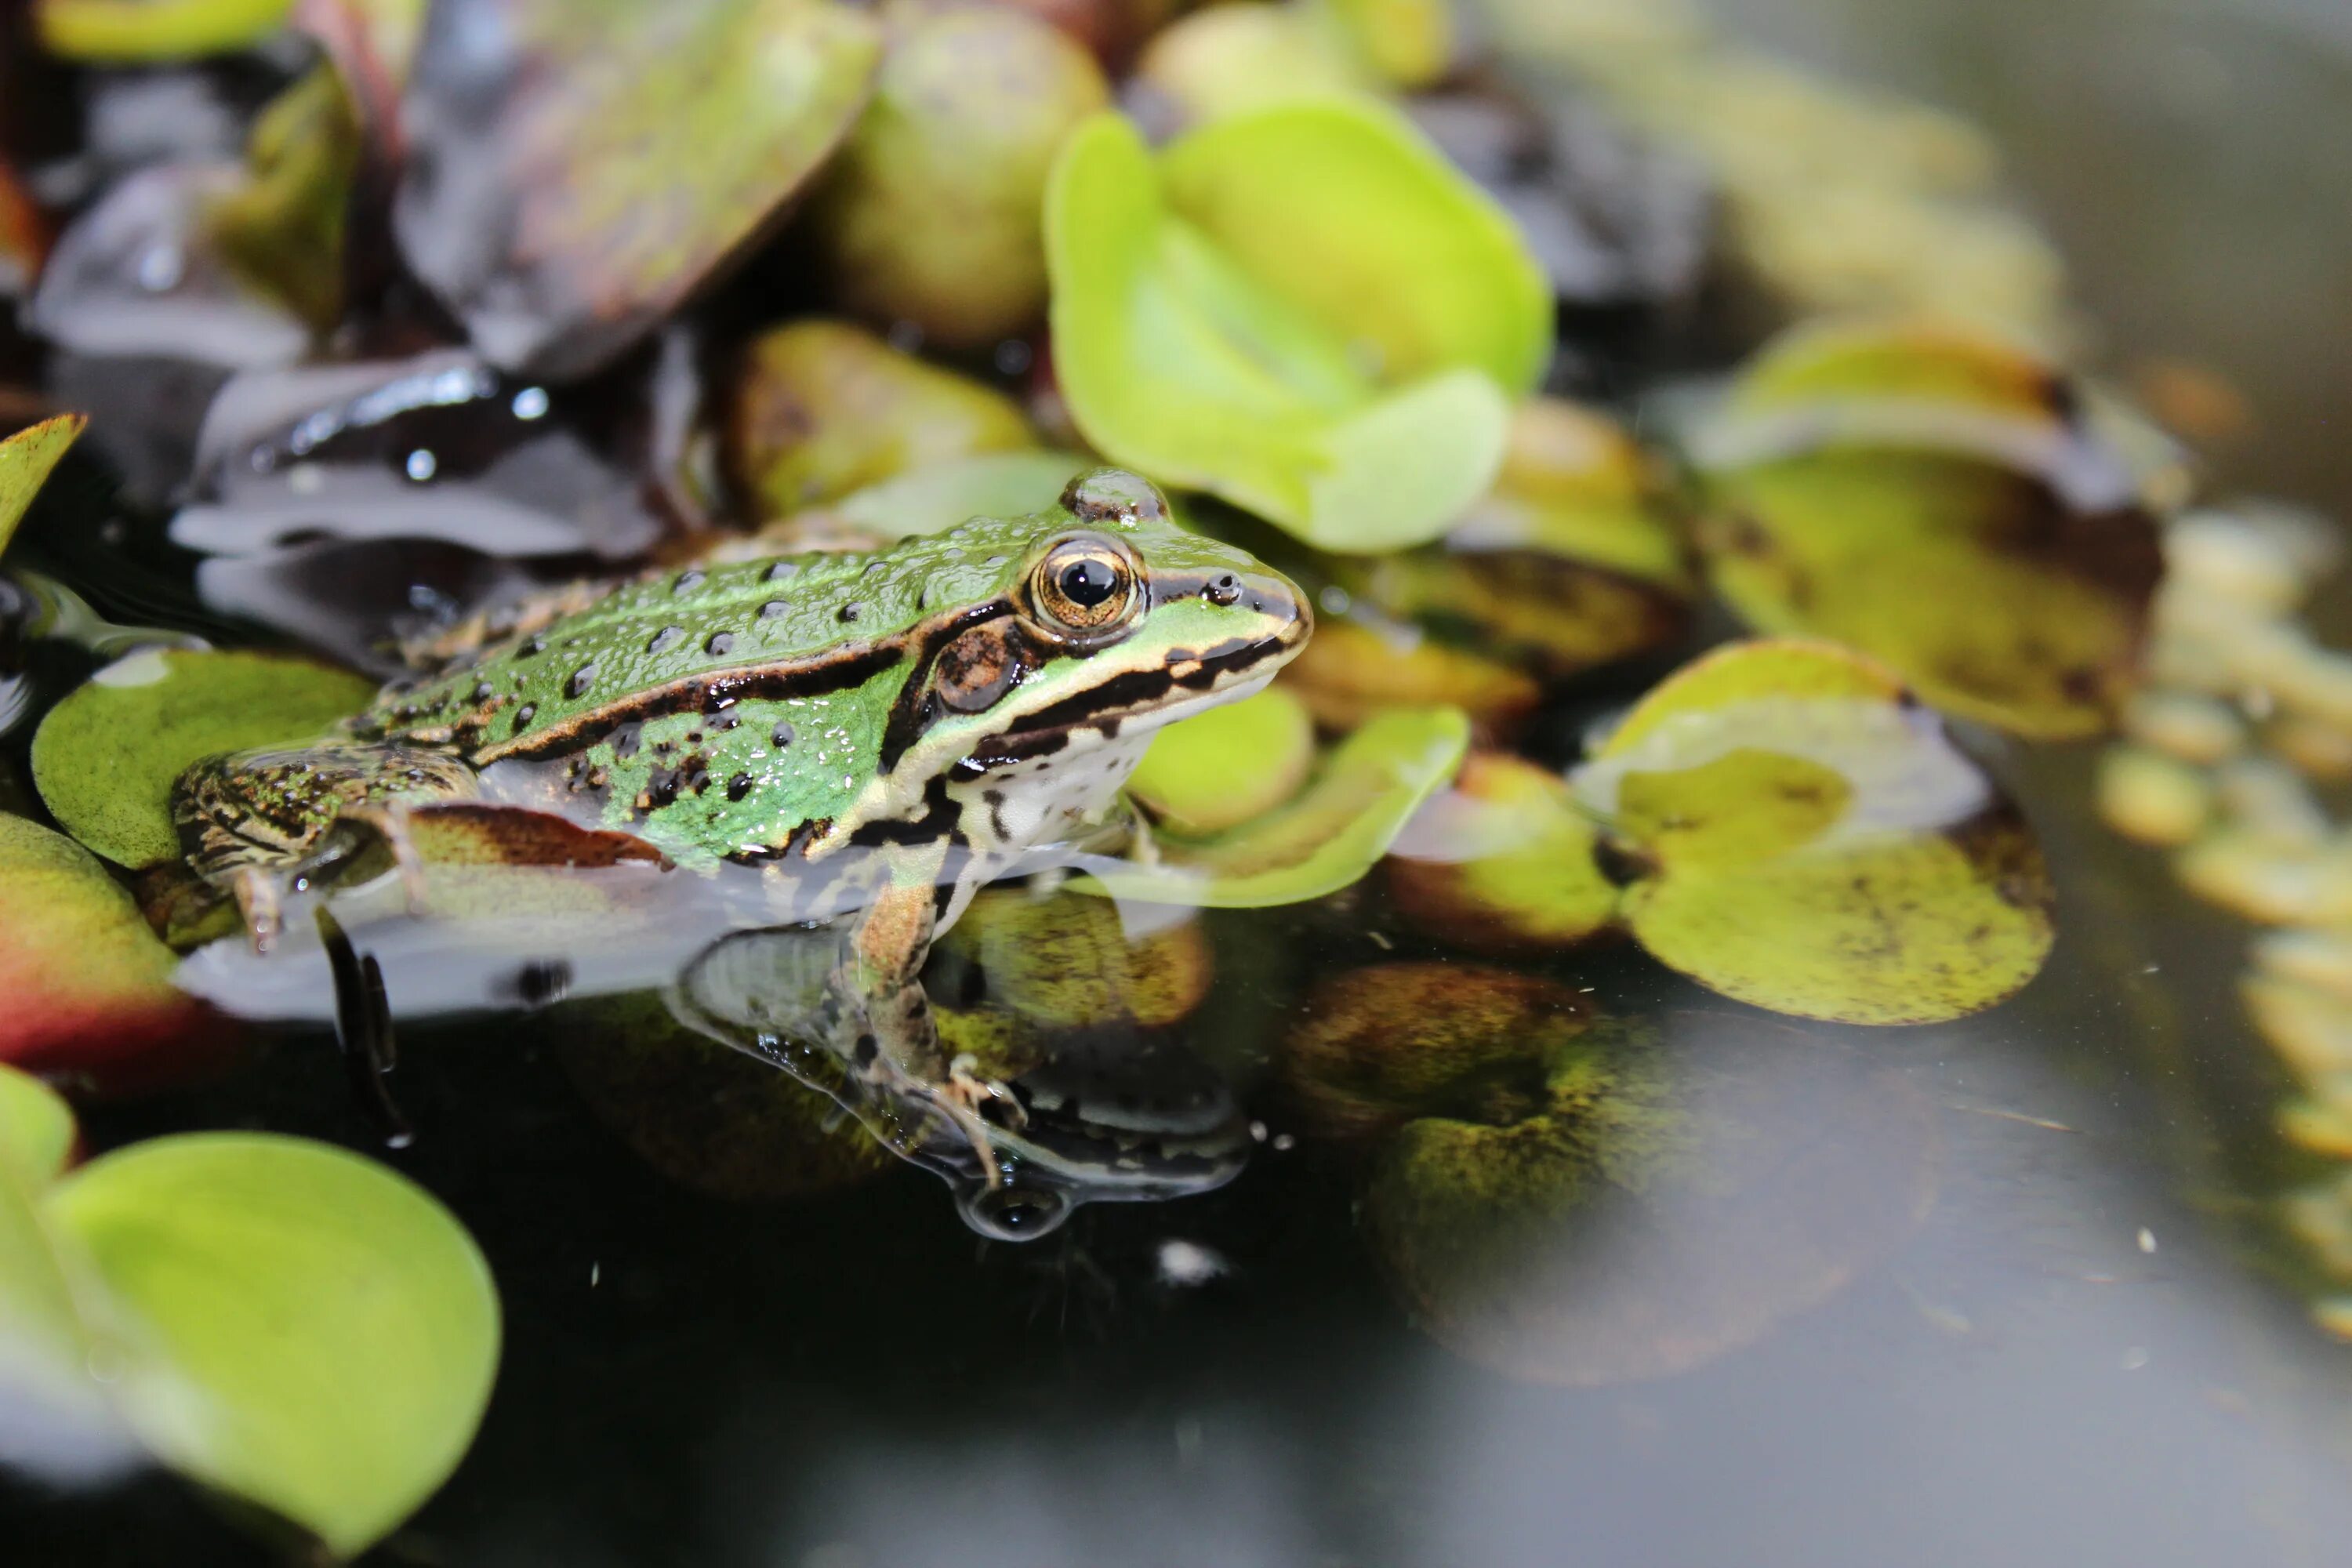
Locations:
172;469;1309;1193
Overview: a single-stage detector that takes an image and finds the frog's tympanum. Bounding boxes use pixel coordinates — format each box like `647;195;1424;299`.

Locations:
169;470;1308;1235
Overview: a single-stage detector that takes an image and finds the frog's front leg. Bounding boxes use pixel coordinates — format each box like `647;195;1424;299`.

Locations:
840;840;1022;1185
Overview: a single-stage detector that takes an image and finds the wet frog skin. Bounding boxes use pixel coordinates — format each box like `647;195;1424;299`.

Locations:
173;469;1310;1176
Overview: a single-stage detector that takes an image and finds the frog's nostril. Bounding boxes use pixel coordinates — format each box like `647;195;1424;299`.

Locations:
1204;574;1241;606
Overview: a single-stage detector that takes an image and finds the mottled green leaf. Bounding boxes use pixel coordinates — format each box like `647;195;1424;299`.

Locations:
209;64;360;332
1080;705;1468;907
394;0;883;379
33;649;376;870
1;415;86;560
35;0;291;60
724;321;1036;518
0;815;231;1091
1575;639;2054;1023
1692;318;2161;738
1127;687;1318;837
45;1134;499;1555
1046;103;1543;550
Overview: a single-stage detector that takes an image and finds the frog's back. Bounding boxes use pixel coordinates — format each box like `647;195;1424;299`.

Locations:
362;525;1034;762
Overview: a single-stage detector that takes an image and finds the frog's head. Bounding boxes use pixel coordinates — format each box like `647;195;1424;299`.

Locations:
868;469;1311;818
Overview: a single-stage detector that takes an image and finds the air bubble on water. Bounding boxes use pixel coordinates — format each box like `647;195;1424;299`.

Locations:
405;448;439;482
511;386;550;420
135;244;183;292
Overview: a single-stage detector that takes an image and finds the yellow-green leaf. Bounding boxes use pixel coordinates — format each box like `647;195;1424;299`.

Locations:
1127;687;1318;837
1;414;86;559
35;0;291;60
46;1134;499;1556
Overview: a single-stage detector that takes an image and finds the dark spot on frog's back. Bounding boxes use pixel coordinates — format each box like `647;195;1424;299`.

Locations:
568;663;597;699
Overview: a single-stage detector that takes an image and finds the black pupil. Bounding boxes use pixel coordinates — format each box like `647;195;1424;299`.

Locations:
1058;557;1119;608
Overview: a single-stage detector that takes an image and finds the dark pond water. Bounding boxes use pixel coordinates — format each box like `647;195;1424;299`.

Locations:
11;3;2352;1566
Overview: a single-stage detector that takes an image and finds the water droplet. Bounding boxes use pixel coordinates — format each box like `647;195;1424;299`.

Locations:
759;600;789;620
838;602;863;623
728;773;754;801
772;722;796;748
405;448;438;482
135;244;183;292
675;569;706;594
568;663;597;699
706;632;735;656
514;703;538;729
510;386;550;420
647;625;683;654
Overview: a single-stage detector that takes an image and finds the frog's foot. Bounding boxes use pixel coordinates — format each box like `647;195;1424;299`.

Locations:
947;1051;1027;1132
231;866;285;954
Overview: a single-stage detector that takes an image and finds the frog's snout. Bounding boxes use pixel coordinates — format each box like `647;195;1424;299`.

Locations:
1200;564;1312;658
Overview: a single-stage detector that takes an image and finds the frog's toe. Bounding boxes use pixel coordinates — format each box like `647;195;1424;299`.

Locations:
230;866;285;954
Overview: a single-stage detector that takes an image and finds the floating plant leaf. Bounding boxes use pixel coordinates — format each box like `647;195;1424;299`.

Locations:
393;0;883;379
1386;750;1617;953
1134;4;1373;125
207;64;361;333
1127;687;1318;837
1574;639;2054;1024
807;5;1110;347
0;1064;78;1188
34;0;292;60
934;884;1214;1040
32;648;376;869
1079;704;1468;908
44;1134;499;1555
0;815;236;1092
724;321;1036;518
1045;102;1548;550
0;414;86;559
833;451;1094;542
1280;617;1541;739
1327;397;1694;683
1690;318;2162;738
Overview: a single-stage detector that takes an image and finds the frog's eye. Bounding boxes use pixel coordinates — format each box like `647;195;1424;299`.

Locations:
1029;535;1138;638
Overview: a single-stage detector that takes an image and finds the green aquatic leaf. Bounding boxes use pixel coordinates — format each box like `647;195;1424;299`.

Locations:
0;815;230;1091
1045;102;1545;550
35;0;291;60
32;648;376;870
45;1134;499;1556
1;414;86;559
724;321;1036;518
209;64;361;332
1692;318;2161;738
807;5;1110;347
1576;639;2054;1024
394;0;884;379
833;451;1094;541
1127;686;1318;837
1080;704;1469;908
1386;750;1617;953
0;1063;78;1189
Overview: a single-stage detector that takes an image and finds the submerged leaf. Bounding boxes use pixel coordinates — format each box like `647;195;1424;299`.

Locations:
32;649;376;869
724;321;1035;518
394;0;884;379
1692;318;2162;738
1079;705;1469;908
46;1134;499;1555
1;415;87;559
1574;639;2054;1023
807;5;1110;347
1386;750;1617;953
1045;102;1546;550
0;815;237;1092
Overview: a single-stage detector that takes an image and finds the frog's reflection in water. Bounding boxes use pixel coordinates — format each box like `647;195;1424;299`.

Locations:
665;910;1252;1240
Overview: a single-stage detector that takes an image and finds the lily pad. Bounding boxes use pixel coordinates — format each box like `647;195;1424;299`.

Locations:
807;5;1110;347
34;0;292;60
1573;639;2054;1024
1386;750;1617;953
41;1132;499;1555
0;415;86;559
393;0;884;379
1691;318;2162;738
1279;616;1541;738
1078;704;1469;908
1127;687;1318;837
0;815;236;1093
0;1064;78;1188
1045;101;1548;550
33;648;377;870
724;321;1036;518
